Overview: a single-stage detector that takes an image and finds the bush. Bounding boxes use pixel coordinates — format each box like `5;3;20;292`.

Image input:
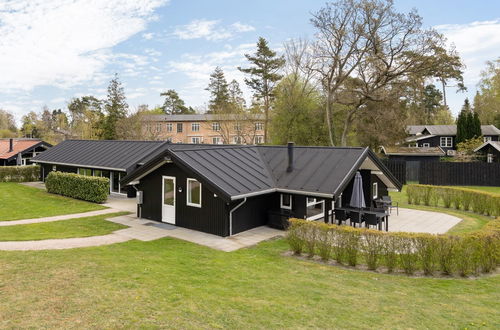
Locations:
285;218;500;277
0;165;40;182
45;171;109;203
406;184;500;217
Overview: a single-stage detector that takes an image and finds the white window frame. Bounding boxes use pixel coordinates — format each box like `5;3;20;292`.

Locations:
191;137;201;144
234;123;242;131
280;194;292;210
212;137;222;145
191;123;200;132
440;137;453;148
484;136;492;142
186;178;202;208
306;198;325;221
166;123;173;132
177;123;183;133
372;182;378;199
254;136;264;144
156;123;162;132
233;136;242;144
422;143;430;147
255;122;263;131
52;165;57;171
487;153;493;163
212;122;220;131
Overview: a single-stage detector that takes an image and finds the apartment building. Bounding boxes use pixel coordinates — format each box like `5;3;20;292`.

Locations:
142;114;265;144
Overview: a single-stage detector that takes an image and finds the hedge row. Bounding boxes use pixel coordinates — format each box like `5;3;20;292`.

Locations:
406;184;500;217
45;172;109;203
0;165;40;182
287;218;500;277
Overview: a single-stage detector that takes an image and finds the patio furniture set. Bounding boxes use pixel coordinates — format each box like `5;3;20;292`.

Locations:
333;196;398;231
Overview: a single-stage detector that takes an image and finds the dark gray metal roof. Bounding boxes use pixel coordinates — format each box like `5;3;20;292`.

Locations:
406;125;500;136
31;140;165;172
474;141;500;153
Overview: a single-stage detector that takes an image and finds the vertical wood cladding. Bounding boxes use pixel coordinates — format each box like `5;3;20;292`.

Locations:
138;162;229;236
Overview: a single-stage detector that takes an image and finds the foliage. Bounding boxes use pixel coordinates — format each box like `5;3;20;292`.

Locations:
161;89;195;115
456;99;481;144
206;66;231;114
45;172;110;203
455;136;484;161
406;184;500;217
287;218;500;277
102;73;128;140
68;95;104;140
0;165;39;182
0;109;17;133
474;58;500;126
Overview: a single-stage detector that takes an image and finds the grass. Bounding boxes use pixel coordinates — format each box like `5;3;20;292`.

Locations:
0;212;128;241
456;186;500;195
0;183;106;221
390;186;495;234
0;238;498;328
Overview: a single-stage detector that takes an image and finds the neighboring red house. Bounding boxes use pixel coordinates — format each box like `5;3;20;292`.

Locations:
0;138;51;166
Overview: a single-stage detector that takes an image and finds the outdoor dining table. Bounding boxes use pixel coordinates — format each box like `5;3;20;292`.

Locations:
336;207;389;231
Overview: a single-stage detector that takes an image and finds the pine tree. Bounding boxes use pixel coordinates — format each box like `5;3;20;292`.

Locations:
102;73;128;140
238;37;285;142
456;99;470;144
205;67;230;114
160;89;194;115
228;79;246;111
471;111;482;138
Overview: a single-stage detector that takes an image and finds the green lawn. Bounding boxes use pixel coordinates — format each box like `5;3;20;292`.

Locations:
458;186;500;195
390;186;496;234
0;238;498;328
0;212;128;241
0;183;106;221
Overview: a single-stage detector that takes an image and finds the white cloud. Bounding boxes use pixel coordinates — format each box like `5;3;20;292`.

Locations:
436;19;500;114
142;32;154;40
0;0;167;92
173;19;255;41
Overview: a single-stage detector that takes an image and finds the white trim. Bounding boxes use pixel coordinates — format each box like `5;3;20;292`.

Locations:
280;193;292;210
229;198;247;236
372;182;378;199
123;159;171;185
32;160;126;172
487;153;493;163
162;175;176;224
422;143;430;147
186;178;202;208
231;188;334;201
440;136;453;148
306;199;325;221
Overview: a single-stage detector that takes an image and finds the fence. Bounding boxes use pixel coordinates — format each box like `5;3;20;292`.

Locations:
382;160;406;185
419;162;500;187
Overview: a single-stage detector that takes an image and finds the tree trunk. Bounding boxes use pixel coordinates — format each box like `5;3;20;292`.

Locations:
441;79;447;107
340;109;356;147
264;96;269;143
325;92;335;146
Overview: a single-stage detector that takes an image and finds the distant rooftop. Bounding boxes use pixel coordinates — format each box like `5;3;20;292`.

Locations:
406;125;500;136
381;146;445;156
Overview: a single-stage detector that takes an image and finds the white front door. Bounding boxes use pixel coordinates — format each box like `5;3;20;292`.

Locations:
162;176;176;224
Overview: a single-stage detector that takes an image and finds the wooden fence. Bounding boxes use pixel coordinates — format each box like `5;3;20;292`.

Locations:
382;160;406;185
419;162;500;187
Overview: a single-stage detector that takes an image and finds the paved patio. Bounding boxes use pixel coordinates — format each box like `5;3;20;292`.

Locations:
386;208;461;234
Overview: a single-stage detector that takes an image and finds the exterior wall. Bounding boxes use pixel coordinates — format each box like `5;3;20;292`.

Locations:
387;155;441;162
477;146;500;163
409;135;455;151
231;193;278;234
1;145;49;166
484;135;499;142
340;169;388;208
143;119;265;145
137;162;230;236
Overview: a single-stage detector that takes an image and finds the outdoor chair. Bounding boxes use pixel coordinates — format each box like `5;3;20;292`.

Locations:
349;210;364;228
382;196;398;215
363;213;381;230
334;209;349;226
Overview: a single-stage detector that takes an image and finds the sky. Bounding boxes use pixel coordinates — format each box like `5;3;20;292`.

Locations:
1;0;500;124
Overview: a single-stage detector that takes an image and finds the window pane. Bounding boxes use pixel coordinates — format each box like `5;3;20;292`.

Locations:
163;178;175;206
112;172;119;193
188;179;201;205
94;170;102;177
282;194;291;207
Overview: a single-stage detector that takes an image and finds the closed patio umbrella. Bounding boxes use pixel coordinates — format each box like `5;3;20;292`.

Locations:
350;171;366;209
16;153;22;166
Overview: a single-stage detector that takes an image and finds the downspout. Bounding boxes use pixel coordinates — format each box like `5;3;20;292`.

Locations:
229;198;247;236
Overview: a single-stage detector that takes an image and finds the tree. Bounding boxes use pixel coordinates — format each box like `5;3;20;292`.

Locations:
474;58;500;126
308;0;458;146
206;67;230;114
67;96;104;139
456;99;481;144
228;80;246;111
20;112;40;138
0;109;17;132
238;37;285;142
102;74;128;140
160;89;195;114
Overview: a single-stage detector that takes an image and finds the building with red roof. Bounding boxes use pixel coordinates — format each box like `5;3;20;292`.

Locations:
0;138;51;166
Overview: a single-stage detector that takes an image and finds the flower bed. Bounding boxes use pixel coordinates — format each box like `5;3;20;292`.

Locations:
286;218;500;277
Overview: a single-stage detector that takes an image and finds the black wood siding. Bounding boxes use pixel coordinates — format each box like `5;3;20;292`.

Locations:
231;193;277;234
138;162;230;236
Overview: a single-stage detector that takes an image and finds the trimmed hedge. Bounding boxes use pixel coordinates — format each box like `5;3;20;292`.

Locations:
0;165;40;182
45;172;109;203
286;218;500;277
406;184;500;217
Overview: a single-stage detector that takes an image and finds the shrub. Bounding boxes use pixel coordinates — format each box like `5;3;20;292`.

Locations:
0;165;40;182
316;224;332;261
363;230;384;270
381;235;398;273
45;171;109;203
414;235;438;275
395;233;419;275
286;219;307;255
436;235;457;275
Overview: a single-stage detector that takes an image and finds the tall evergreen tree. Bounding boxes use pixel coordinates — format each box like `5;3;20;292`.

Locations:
205;67;230;114
102;74;128;140
160;89;195;115
456;99;476;144
471;111;482;138
238;37;285;142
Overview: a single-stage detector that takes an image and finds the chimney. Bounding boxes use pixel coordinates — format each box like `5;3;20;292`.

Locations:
286;142;294;173
9;138;13;152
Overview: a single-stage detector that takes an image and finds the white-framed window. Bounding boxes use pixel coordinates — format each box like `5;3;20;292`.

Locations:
212;122;220;131
487;153;493;163
52;165;57;171
440;137;453;148
94;170;103;177
166;123;173;132
255;122;264;131
191;137;201;144
234;123;242;131
156;123;162;132
21;158;27;166
191;123;200;132
212;137;222;145
233;136;242;144
146;123;152;132
408;143;418;147
484;136;492;142
280;194;292;210
177;123;183;133
422;143;430;147
254;136;264;144
372;182;378;199
187;178;202;207
78;168;92;176
306;198;325;221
